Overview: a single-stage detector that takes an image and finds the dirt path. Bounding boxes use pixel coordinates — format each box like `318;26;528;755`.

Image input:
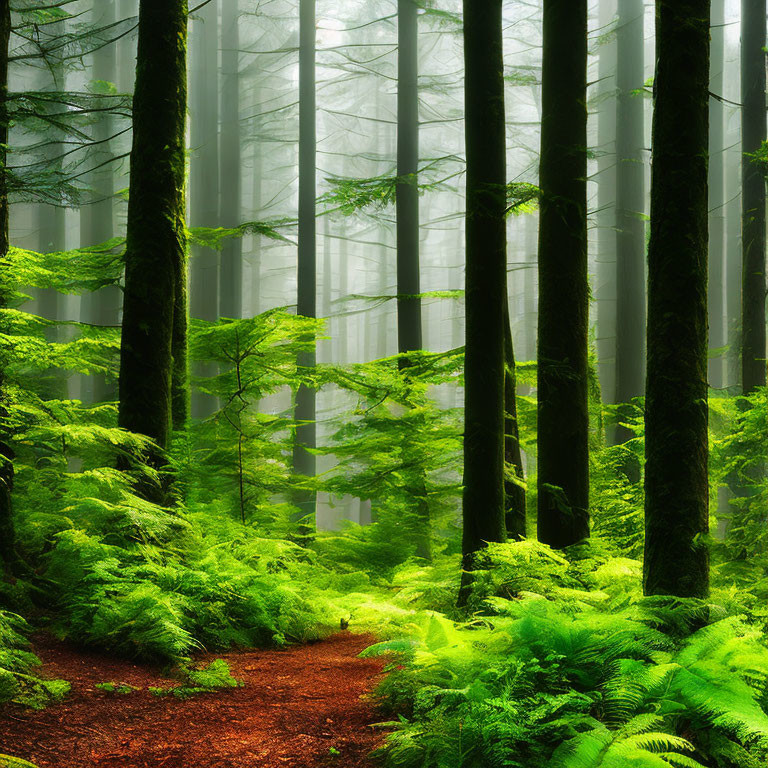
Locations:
0;633;387;768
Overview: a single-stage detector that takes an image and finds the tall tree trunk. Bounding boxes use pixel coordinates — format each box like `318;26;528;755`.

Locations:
396;0;430;559
0;0;16;577
614;0;646;440
708;0;726;390
643;0;710;599
293;0;317;537
189;0;220;419
741;0;767;394
504;300;526;539
80;0;120;404
459;0;507;602
537;0;589;549
118;0;188;454
396;0;422;368
219;0;242;320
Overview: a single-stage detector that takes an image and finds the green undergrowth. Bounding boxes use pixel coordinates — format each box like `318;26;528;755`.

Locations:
361;540;768;768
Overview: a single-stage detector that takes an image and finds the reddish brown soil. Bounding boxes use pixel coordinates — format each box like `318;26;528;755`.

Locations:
0;632;388;768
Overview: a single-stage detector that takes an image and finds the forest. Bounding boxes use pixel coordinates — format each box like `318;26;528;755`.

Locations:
0;0;767;766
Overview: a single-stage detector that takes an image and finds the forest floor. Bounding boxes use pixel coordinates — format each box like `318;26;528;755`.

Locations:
0;632;387;768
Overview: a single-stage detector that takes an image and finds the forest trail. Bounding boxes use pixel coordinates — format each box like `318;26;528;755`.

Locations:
0;633;387;768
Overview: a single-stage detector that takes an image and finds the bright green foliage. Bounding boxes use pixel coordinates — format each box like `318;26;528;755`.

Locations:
95;682;137;695
0;611;69;710
313;351;464;575
366;542;768;768
149;658;242;699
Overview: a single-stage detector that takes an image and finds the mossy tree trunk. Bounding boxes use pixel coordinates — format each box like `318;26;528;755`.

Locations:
118;0;188;456
0;0;16;578
643;0;710;599
292;0;317;538
459;0;507;602
741;0;767;395
537;0;590;549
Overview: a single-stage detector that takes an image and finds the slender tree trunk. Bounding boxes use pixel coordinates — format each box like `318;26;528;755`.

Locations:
189;0;220;419
459;0;507;603
118;0;188;454
219;0;242;320
614;0;646;439
396;0;430;559
741;0;767;394
504;300;526;539
293;0;317;536
643;0;710;599
0;0;16;577
537;0;590;549
396;0;422;367
708;0;726;390
81;0;120;404
595;0;617;426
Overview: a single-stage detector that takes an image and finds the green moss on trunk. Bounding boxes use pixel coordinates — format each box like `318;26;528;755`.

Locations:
118;0;188;454
643;0;710;599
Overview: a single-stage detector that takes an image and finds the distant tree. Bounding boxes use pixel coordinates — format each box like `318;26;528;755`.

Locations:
536;0;589;549
741;0;767;394
396;0;422;369
643;0;710;599
293;0;317;536
118;0;188;457
219;0;242;320
460;0;507;602
189;0;220;419
708;0;726;390
614;0;646;441
504;303;526;539
0;0;14;576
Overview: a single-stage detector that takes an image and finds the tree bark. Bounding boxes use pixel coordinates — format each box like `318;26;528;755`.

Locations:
0;0;16;577
643;0;710;599
537;0;590;549
293;0;317;537
118;0;188;453
741;0;767;394
396;0;422;368
459;0;507;602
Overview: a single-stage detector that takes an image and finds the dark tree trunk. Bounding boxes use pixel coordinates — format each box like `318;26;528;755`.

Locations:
189;0;220;419
643;0;710;599
396;0;422;368
219;0;242;320
614;0;646;440
504;300;526;539
118;0;188;452
536;0;589;549
459;0;507;602
0;0;16;577
292;0;317;536
396;0;430;559
741;0;767;394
